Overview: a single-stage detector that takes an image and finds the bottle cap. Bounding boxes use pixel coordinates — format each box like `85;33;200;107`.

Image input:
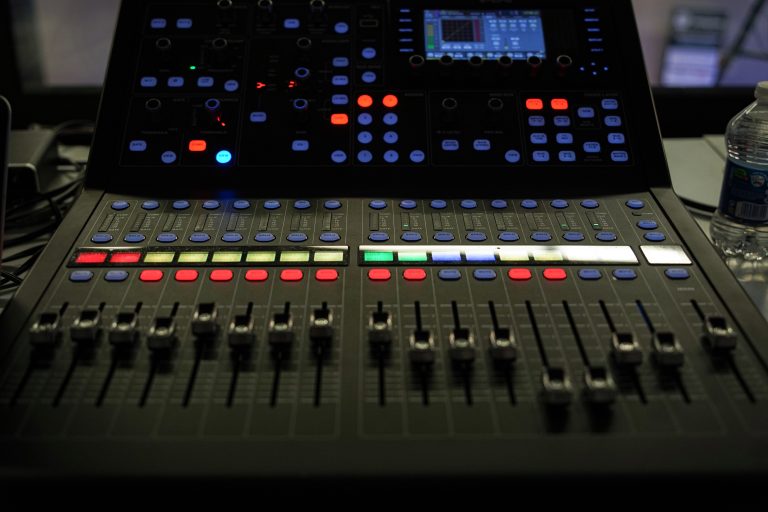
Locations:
755;81;768;100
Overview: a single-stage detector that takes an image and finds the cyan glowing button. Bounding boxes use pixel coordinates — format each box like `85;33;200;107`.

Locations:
398;251;428;262
178;252;209;263
280;251;311;263
364;251;394;263
246;251;276;263
216;150;233;164
212;251;243;263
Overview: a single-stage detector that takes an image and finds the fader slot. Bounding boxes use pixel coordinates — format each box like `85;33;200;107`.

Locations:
96;303;143;407
599;300;646;403
140;302;180;408
487;300;517;404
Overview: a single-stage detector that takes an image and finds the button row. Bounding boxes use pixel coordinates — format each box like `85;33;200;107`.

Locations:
366;199;603;210
74;268;338;283
74;249;348;266
364;231;632;244
112;199;347;212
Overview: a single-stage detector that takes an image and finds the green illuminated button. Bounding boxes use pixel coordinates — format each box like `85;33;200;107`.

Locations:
178;252;209;264
280;251;311;263
314;251;345;263
398;251;428;262
364;251;394;263
246;252;277;263
212;251;243;263
144;252;175;264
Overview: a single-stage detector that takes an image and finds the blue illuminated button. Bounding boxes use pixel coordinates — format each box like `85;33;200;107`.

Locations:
578;269;602;281
233;200;251;210
474;269;497;281
491;200;508;209
325;200;342;210
613;269;637;280
439;269;462;281
665;268;690;280
608;133;625;144
581;199;600;209
434;232;455;242
157;233;178;243
605;116;622;127
531;232;552;242
362;47;377;59
533;151;550;162
400;200;417;210
556;133;574;144
461;200;477;209
105;271;129;283
401;232;422;242
168;77;184;87
505;150;521;163
584;142;601;153
433;252;461;262
596;232;618;242
559;151;577;162
563;232;585;242
112;200;130;211
358;150;373;163
264;200;281;210
626;199;645;210
320;232;341;243
521;200;538;209
222;233;244;243
173;200;190;210
358;131;373;144
473;139;491;151
383;150;399;163
529;116;546;127
333;57;349;67
554;116;571;127
499;232;520;242
197;76;214;88
216;150;233;164
284;18;300;29
578;107;595;119
176;18;192;29
431;200;447;210
362;71;377;83
70;271;94;283
332;75;349;86
638;220;658;230
292;140;309;152
150;18;167;29
287;232;308;243
611;151;629;162
466;232;487;242
551;200;569;209
334;22;349;34
369;232;390;242
384;131;399;144
129;140;147;152
161;151;177;164
358;113;373;125
255;232;276;243
250;112;267;123
332;94;349;105
531;133;548;144
203;200;220;210
369;200;387;210
140;77;157;88
124;233;146;243
331;150;347;163
189;233;211;243
602;99;619;110
383;113;398;126
91;233;113;244
142;200;159;210
467;252;496;262
644;232;666;242
294;200;311;210
410;150;426;163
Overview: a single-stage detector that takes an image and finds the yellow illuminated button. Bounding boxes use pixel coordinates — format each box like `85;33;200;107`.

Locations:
498;249;530;262
144;252;175;264
532;250;564;262
246;252;277;263
178;252;209;264
212;251;243;263
314;251;345;263
280;251;311;263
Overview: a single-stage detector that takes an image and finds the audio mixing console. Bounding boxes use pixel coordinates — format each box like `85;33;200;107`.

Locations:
1;0;768;489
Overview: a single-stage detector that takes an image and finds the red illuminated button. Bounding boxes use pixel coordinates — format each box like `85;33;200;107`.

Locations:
368;269;392;282
175;270;199;282
75;252;108;264
357;95;374;108
210;270;234;282
403;268;427;282
526;98;544;110
543;268;567;281
331;113;349;125
281;269;304;282
189;140;207;152
551;98;569;110
508;269;533;281
316;269;339;282
382;94;399;108
245;269;269;282
140;270;164;282
110;252;142;264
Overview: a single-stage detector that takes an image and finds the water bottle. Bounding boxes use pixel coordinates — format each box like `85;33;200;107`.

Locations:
710;81;768;260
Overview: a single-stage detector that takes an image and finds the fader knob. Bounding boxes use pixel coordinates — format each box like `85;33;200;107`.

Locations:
228;314;256;349
29;312;62;347
191;303;219;337
652;332;685;367
309;306;334;348
368;310;393;349
268;311;294;351
489;327;517;361
449;327;476;362
703;316;738;351
541;367;572;406
583;367;617;405
109;312;139;347
611;332;642;365
71;310;102;344
409;330;435;364
147;317;177;351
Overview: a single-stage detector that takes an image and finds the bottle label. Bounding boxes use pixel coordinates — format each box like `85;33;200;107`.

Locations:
718;159;768;223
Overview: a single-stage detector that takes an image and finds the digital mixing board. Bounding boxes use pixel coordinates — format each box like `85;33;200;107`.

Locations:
1;0;767;487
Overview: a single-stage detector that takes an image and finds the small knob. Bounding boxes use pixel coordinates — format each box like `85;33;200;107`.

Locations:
309;0;325;12
487;97;504;112
439;54;454;67
469;55;483;67
527;55;543;69
155;37;172;51
498;55;513;68
257;0;273;12
409;54;425;69
296;37;313;50
557;54;573;69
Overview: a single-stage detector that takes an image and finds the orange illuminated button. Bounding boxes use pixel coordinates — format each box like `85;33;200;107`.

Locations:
508;269;533;281
110;252;142;264
140;270;164;282
551;98;569;110
189;140;207;152
75;252;109;264
315;269;339;282
357;95;374;108
245;269;269;282
382;94;399;108
281;269;304;282
175;270;199;282
368;269;392;282
210;269;234;282
331;113;349;125
543;268;567;281
526;98;544;110
403;268;427;282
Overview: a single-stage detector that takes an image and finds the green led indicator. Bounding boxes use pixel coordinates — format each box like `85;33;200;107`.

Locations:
364;251;394;263
189;65;197;70
398;252;428;262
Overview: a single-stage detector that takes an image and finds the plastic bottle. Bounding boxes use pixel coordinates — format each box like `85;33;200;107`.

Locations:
710;81;768;260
